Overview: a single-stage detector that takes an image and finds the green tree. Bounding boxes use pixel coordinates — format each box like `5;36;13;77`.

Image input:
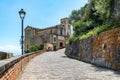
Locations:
67;0;117;45
93;0;112;21
73;20;87;36
69;9;81;24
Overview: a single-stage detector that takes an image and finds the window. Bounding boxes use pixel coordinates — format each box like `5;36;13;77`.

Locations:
68;25;70;28
54;37;56;42
68;25;70;29
53;35;57;43
60;28;63;35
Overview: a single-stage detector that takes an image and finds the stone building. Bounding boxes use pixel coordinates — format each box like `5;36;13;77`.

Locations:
25;18;71;52
0;52;13;60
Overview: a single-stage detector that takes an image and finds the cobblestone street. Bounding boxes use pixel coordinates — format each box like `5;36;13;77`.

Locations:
18;49;120;80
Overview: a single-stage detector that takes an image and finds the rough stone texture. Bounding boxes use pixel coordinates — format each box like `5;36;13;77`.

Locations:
18;49;120;80
65;28;120;71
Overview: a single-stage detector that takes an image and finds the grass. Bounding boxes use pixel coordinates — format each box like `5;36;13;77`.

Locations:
79;23;111;39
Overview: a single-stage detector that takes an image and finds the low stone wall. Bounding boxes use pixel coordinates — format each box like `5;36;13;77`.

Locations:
0;50;44;80
65;28;120;71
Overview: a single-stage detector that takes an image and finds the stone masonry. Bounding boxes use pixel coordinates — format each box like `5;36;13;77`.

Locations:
65;27;120;71
25;18;71;52
0;50;44;80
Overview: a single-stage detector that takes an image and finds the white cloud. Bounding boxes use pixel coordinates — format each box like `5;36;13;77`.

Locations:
0;45;20;51
0;45;21;56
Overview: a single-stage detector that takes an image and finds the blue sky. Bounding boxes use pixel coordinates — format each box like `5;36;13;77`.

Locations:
0;0;88;56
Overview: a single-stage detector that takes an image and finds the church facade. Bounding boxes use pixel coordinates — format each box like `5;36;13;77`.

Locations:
24;18;71;52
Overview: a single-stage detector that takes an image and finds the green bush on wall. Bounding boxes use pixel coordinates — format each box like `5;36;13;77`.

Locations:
29;45;40;52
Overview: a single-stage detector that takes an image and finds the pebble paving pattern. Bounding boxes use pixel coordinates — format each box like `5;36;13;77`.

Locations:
18;49;120;80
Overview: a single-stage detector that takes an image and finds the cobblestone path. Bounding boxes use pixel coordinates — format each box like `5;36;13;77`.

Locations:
18;49;120;80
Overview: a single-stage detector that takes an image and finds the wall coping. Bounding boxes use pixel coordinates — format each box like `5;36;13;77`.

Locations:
0;51;41;77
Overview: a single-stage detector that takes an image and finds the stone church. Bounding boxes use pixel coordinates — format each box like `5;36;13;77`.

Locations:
25;18;71;52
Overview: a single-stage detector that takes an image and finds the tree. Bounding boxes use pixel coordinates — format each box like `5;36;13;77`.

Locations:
68;0;115;41
69;9;81;24
93;0;112;21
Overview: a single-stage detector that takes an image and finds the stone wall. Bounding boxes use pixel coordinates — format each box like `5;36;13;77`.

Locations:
65;27;120;71
0;50;44;80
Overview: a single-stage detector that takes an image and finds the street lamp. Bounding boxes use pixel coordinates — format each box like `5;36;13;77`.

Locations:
19;9;26;55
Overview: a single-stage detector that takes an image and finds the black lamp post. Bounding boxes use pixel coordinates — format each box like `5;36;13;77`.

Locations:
19;9;26;55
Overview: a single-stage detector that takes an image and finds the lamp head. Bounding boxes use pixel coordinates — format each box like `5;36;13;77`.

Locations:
19;9;26;19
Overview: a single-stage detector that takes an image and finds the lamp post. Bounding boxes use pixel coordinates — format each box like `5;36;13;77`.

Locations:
19;9;26;55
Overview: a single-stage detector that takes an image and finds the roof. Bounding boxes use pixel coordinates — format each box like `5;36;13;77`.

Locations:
25;24;61;31
25;17;69;30
0;51;7;54
25;26;41;30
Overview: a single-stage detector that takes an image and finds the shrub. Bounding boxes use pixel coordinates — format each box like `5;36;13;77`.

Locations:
79;23;111;40
29;45;40;52
66;36;78;45
73;20;88;36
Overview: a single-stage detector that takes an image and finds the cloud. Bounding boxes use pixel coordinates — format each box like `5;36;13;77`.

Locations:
0;45;20;51
0;45;21;56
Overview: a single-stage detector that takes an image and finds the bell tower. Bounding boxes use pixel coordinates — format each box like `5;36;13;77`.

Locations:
60;18;71;38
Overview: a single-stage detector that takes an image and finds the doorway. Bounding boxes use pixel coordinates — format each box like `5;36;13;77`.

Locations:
54;46;57;51
60;42;63;48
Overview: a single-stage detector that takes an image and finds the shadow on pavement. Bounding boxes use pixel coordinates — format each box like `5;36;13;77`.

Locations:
62;55;120;75
91;64;120;75
61;56;68;58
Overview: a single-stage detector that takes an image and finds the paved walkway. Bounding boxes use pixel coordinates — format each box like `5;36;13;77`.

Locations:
18;49;120;80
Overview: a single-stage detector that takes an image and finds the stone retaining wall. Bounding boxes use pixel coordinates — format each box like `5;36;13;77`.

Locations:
65;28;120;71
0;50;44;80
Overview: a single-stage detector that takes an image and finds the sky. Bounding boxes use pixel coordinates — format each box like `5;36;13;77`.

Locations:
0;0;88;56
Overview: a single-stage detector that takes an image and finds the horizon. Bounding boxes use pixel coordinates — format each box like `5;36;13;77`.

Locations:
0;0;88;56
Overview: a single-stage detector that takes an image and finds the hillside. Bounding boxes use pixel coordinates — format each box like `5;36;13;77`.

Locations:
67;0;120;44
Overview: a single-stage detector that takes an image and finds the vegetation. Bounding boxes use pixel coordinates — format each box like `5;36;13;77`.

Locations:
67;0;120;44
29;45;43;52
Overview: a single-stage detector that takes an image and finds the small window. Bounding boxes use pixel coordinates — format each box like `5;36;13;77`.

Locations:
62;25;65;27
53;36;56;43
68;25;70;29
54;37;56;42
60;28;63;35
